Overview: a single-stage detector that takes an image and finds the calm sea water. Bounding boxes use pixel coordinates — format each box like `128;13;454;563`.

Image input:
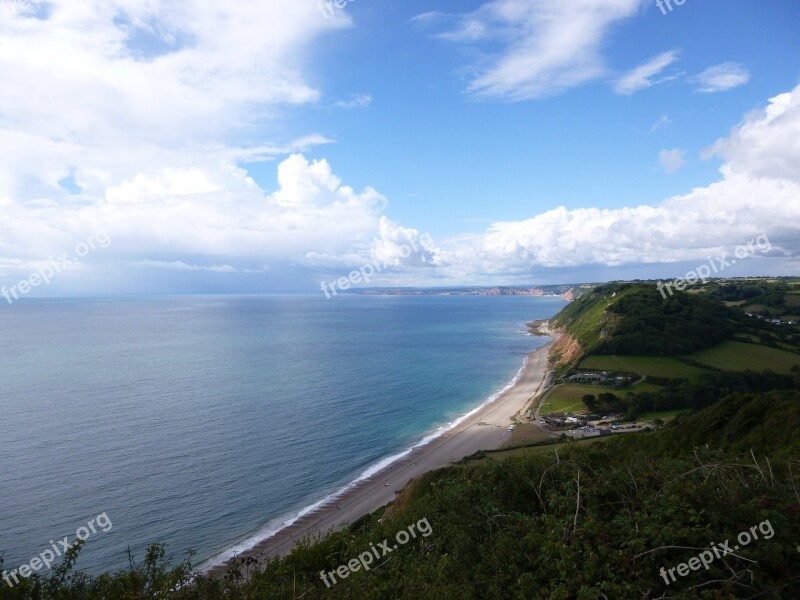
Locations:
0;294;563;574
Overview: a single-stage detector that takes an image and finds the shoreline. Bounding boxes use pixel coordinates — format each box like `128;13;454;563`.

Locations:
204;333;556;576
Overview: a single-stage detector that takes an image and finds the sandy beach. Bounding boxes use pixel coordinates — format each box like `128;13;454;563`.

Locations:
207;335;555;575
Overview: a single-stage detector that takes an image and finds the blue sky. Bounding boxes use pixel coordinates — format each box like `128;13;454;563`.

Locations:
292;0;799;226
0;0;799;295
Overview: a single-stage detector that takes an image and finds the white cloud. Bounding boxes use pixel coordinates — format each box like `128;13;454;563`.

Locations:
4;80;800;289
614;50;680;95
370;217;441;268
438;85;800;277
650;114;672;133
0;0;344;204
458;172;798;272
703;89;800;182
409;12;441;24
334;94;373;110
0;154;390;275
425;0;647;101
0;1;795;290
693;63;750;93
658;148;687;173
132;260;245;273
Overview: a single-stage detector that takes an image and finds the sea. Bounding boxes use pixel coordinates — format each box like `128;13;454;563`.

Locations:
0;294;563;575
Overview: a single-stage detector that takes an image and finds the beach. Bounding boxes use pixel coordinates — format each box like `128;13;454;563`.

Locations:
207;334;556;574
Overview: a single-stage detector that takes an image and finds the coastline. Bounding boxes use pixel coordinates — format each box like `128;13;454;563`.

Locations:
204;334;556;576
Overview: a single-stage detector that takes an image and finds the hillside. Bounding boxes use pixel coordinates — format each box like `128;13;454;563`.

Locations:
546;281;800;420
550;282;797;362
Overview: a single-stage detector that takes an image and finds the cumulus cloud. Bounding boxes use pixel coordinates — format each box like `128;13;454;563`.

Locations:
0;154;390;281
703;88;800;181
0;0;396;291
0;0;796;291
445;85;800;277
693;63;751;93
423;0;647;101
614;50;680;95
0;0;343;204
371;217;441;268
4;81;800;290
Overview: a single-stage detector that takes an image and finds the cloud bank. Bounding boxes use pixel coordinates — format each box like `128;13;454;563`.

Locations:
0;0;796;292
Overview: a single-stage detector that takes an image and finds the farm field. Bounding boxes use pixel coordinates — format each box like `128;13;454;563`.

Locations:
579;355;710;381
785;294;800;307
469;436;614;464
637;409;692;423
743;304;770;313
540;384;605;415
686;340;800;374
631;381;664;393
540;378;664;416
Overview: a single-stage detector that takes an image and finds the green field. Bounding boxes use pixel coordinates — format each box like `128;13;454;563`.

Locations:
743;304;770;313
541;379;664;416
687;340;800;374
637;409;692;423
631;381;664;393
540;384;606;414
579;355;710;381
469;436;613;463
785;294;800;307
735;332;762;343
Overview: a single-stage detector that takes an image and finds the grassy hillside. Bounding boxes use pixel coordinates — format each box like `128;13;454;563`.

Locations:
549;283;630;351
553;281;799;358
550;280;800;419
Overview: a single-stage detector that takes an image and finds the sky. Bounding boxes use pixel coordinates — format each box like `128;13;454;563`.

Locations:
0;0;799;295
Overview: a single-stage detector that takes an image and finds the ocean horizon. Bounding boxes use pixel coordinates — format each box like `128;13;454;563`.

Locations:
0;294;563;574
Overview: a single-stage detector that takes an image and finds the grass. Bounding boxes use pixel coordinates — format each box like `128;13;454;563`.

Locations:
466;436;613;464
540;384;607;414
686;340;800;374
579;355;710;381
735;332;762;343
551;284;638;355
743;304;770;313
540;380;664;417
638;409;691;423
504;424;552;447
785;294;800;307
631;381;664;393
